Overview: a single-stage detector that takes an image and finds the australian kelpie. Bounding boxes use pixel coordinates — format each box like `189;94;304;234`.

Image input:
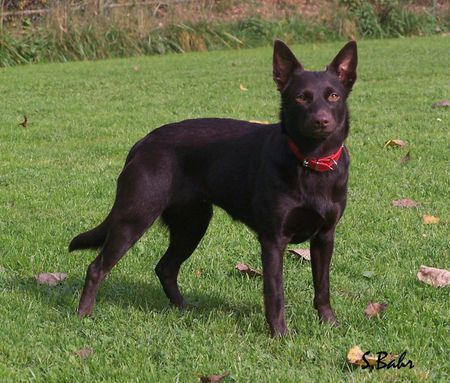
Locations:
69;40;357;337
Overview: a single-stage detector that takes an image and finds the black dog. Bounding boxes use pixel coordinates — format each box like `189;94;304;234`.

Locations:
70;40;357;337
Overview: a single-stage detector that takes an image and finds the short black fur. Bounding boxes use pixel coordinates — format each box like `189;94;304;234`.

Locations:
70;40;357;337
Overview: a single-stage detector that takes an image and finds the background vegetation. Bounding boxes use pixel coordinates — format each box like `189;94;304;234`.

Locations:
0;36;448;382
0;0;449;66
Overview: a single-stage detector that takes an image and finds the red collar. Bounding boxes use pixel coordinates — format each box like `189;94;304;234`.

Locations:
287;138;345;172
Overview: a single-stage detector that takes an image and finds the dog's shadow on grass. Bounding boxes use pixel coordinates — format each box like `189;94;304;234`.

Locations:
19;274;259;326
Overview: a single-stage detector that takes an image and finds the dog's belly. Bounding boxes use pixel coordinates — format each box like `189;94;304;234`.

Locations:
290;230;317;244
284;206;325;244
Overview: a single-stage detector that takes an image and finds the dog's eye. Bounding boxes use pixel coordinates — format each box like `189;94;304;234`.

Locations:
328;93;340;102
295;94;308;104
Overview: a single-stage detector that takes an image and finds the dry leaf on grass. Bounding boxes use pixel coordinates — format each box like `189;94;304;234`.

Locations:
200;372;230;382
235;263;262;277
431;100;450;108
364;302;387;318
18;115;28;128
248;120;269;124
35;272;67;286
288;248;311;261
239;84;248;91
362;270;374;279
75;348;93;359
417;265;450;287
399;151;411;164
384;139;406;148
422;215;440;224
391;198;417;208
347;345;365;366
347;345;397;368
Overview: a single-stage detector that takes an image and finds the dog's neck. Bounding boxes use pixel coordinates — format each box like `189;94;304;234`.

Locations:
280;115;349;159
287;133;346;159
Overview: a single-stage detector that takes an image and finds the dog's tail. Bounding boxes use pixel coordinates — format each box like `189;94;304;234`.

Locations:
69;217;110;252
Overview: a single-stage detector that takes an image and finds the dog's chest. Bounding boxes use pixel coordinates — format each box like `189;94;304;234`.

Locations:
282;175;344;243
283;204;326;243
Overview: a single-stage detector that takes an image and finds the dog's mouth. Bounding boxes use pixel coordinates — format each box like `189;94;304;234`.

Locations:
301;126;335;139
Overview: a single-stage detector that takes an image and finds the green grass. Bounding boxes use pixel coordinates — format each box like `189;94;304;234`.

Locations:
0;36;449;382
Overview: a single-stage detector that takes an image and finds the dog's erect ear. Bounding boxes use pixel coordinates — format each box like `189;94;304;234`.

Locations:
273;40;303;91
327;41;357;91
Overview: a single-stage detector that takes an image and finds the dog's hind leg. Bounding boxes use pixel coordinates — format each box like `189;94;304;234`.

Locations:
77;161;171;317
155;198;212;308
77;222;150;317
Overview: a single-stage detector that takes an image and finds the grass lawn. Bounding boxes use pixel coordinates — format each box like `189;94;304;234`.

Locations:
0;36;448;382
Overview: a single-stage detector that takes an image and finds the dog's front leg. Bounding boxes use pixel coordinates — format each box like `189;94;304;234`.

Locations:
310;228;338;326
259;237;288;337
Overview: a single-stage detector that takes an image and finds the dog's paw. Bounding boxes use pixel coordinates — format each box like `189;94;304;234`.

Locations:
318;308;339;327
170;301;198;311
183;302;199;311
270;324;288;338
77;306;93;319
321;316;339;327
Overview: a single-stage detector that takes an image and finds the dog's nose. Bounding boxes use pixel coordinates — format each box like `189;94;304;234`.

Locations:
315;117;330;128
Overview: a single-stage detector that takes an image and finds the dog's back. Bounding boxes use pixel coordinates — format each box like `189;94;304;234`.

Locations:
127;118;282;224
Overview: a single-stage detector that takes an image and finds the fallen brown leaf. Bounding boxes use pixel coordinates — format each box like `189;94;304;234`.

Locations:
35;272;67;286
422;215;440;224
248;120;269;124
364;302;387;318
417;265;450;287
431;100;450;108
18;115;28;128
306;349;316;360
75;348;93;359
347;345;365;366
239;84;248;91
288;248;311;261
384;139;406;148
235;262;262;277
200;372;230;383
391;198;417;208
399;151;411;164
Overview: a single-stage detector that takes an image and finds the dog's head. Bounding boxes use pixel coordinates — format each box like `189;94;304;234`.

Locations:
273;40;357;142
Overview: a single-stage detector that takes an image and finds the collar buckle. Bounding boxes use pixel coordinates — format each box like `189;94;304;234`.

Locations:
330;159;338;171
287;138;345;173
